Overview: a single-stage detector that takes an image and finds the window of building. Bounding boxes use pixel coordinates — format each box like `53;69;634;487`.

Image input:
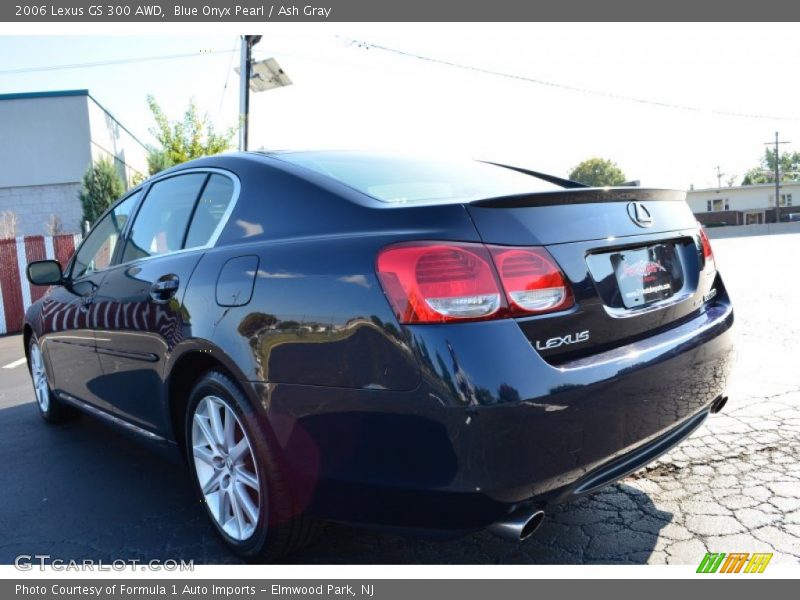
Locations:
770;193;794;207
711;198;724;211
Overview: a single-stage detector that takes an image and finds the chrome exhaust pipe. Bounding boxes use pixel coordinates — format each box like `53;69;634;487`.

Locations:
488;507;545;542
710;395;729;414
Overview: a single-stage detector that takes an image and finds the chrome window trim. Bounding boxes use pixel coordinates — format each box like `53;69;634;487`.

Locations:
71;167;241;279
155;167;242;250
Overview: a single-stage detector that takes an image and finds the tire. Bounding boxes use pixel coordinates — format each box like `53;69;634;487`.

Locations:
28;337;77;423
185;370;322;561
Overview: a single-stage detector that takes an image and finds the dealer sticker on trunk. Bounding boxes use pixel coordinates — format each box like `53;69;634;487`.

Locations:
611;243;684;309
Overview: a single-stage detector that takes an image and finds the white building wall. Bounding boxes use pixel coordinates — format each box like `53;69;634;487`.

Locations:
0;94;92;189
87;98;148;186
0;183;83;235
0;91;149;236
687;182;800;213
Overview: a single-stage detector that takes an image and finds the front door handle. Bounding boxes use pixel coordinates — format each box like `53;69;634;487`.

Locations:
149;275;180;304
77;281;99;310
80;293;95;309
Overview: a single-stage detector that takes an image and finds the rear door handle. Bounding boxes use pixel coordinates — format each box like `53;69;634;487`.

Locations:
149;275;180;303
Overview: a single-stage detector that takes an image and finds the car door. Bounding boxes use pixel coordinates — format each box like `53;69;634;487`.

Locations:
92;171;238;433
42;192;140;407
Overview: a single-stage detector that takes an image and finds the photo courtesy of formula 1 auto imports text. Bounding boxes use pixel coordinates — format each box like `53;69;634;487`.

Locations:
0;0;798;597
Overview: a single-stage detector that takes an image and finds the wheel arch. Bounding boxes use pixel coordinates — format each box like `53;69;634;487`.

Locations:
165;342;261;459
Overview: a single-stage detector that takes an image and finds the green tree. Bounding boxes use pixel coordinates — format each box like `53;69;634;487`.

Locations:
569;157;627;187
78;158;125;226
146;95;236;175
237;312;278;339
741;148;800;185
130;171;146;187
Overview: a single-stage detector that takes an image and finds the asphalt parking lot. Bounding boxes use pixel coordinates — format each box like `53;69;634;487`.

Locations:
1;232;798;565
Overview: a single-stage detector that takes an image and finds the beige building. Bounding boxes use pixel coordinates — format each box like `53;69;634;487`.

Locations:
687;181;800;227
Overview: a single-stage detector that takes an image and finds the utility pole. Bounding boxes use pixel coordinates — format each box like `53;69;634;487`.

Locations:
714;165;725;190
765;132;790;224
239;35;262;152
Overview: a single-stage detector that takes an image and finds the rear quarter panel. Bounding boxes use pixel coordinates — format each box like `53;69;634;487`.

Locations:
185;237;420;390
180;156;482;391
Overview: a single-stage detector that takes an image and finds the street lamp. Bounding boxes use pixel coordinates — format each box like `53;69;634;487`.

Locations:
237;36;293;151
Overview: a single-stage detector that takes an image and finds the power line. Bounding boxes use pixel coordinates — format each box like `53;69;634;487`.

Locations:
217;37;241;119
339;36;800;123
0;49;238;76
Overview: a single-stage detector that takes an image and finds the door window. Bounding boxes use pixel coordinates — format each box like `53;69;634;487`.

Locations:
184;174;236;249
71;191;140;279
122;174;207;263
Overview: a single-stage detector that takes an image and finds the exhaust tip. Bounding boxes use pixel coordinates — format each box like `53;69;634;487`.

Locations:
710;395;729;414
519;510;546;541
489;508;546;542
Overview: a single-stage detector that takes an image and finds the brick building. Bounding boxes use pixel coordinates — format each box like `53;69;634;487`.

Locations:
0;90;147;236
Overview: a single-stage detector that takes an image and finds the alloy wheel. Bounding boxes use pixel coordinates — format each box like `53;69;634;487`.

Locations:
191;395;261;541
30;343;50;413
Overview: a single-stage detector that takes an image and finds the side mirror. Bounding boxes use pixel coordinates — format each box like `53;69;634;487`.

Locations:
27;260;64;286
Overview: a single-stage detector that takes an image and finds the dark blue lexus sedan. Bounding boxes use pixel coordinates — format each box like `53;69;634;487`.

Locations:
23;151;733;560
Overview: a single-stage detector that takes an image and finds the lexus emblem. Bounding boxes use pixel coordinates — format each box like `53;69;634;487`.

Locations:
627;201;653;228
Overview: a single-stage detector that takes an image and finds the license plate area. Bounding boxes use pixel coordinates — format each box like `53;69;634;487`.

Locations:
587;242;686;310
611;244;684;308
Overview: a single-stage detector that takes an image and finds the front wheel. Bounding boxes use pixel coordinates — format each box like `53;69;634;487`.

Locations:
28;338;76;423
185;371;321;560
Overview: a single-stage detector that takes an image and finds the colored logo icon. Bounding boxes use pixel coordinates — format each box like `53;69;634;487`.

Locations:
697;552;773;573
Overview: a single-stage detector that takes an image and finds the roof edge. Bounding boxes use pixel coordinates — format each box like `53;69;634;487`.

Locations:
689;180;800;193
0;89;89;101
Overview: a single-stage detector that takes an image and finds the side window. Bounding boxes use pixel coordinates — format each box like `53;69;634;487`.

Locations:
184;174;236;249
71;192;140;279
122;174;207;263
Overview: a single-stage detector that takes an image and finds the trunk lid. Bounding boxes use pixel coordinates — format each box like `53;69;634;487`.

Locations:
465;188;717;363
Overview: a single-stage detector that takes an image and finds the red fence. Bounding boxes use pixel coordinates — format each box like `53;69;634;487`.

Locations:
0;234;81;335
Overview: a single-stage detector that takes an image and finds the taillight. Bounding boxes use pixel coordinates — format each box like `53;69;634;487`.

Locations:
489;246;574;315
376;242;573;324
698;226;715;271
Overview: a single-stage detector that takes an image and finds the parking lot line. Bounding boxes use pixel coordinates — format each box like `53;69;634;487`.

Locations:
2;357;26;369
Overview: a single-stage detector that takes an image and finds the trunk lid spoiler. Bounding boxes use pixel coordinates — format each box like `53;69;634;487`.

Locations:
465;188;694;246
469;187;686;209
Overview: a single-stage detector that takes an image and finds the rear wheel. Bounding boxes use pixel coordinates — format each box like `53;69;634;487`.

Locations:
185;371;321;560
28;338;76;423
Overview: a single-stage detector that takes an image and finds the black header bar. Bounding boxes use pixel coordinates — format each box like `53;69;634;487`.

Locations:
3;0;800;22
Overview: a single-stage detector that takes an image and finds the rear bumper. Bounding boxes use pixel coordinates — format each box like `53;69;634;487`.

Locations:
250;297;734;533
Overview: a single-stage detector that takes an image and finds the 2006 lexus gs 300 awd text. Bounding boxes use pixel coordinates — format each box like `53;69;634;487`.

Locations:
23;151;734;560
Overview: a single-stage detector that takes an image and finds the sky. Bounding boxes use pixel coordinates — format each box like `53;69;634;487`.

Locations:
1;23;799;190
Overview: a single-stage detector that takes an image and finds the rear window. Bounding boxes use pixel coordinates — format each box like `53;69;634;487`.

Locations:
276;152;562;203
